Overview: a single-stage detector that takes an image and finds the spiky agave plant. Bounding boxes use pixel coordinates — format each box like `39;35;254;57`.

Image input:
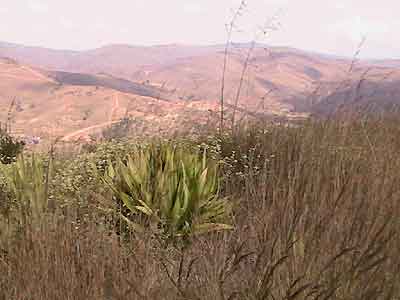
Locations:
4;153;52;224
98;142;233;239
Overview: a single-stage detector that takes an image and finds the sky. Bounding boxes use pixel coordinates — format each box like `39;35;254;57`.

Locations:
0;0;398;59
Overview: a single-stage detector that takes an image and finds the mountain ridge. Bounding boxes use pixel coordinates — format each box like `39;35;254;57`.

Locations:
1;41;400;143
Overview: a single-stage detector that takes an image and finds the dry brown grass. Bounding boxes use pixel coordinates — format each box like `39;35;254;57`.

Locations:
0;115;399;299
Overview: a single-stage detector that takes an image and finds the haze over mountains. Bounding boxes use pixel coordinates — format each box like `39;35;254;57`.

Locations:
1;41;400;141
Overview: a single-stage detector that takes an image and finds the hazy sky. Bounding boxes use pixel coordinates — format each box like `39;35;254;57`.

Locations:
0;0;398;59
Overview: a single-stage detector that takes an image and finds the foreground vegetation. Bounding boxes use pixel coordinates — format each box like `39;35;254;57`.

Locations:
0;116;399;299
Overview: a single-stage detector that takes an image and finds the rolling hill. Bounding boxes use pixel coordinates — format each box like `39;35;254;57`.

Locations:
0;57;219;142
1;41;400;142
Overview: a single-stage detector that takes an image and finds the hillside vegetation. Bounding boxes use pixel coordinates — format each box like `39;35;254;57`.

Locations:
0;115;399;299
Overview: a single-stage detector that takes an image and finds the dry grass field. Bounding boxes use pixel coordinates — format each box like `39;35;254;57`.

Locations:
0;117;399;299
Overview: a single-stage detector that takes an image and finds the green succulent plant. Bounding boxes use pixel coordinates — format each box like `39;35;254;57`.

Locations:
3;154;52;224
97;143;233;240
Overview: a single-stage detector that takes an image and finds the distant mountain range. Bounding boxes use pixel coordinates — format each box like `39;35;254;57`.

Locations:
0;41;399;141
367;59;400;68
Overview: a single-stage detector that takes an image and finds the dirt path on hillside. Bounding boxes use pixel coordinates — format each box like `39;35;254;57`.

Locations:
60;90;123;142
61;120;121;142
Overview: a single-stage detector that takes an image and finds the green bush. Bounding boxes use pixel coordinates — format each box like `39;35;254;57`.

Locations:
50;140;138;200
0;129;24;164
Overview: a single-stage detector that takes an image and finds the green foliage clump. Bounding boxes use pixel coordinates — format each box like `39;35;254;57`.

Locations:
97;142;232;241
0;129;24;164
50;140;139;201
2;154;52;224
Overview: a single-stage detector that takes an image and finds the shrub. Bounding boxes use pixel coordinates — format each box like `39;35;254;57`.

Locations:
0;128;24;164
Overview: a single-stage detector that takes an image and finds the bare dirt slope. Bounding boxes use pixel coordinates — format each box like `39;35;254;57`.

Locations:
0;43;351;115
0;57;218;142
3;42;398;116
1;42;400;143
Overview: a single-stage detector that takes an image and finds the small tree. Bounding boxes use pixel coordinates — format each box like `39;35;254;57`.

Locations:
0;125;25;164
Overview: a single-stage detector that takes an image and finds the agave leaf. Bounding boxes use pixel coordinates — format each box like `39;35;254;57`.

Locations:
192;223;233;235
177;179;191;228
136;198;154;214
202;148;207;169
182;180;190;212
126;155;142;184
119;214;145;233
134;205;153;216
118;161;135;191
199;167;208;191
171;184;183;224
118;191;136;212
106;160;116;179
